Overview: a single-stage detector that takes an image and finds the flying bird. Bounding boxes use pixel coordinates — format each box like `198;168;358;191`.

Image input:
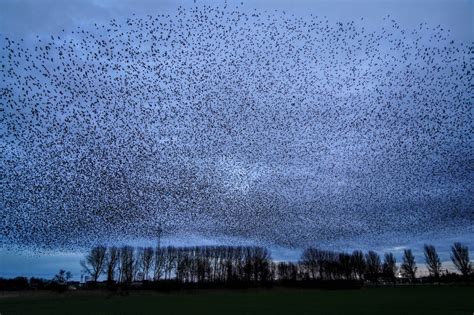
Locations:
0;5;472;252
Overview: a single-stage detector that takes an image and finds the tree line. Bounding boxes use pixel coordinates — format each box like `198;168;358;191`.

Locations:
1;242;471;291
78;242;472;288
81;245;273;287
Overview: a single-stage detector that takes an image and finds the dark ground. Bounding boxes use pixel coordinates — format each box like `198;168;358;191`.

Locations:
1;286;473;315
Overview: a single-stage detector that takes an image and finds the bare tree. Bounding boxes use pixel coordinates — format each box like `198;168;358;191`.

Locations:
277;262;298;281
119;246;136;285
338;253;353;280
450;242;472;277
105;246;119;283
401;249;417;282
138;247;154;281
382;252;397;283
252;247;271;283
351;250;366;280
299;248;338;280
423;244;442;279
164;246;177;280
300;247;319;279
154;247;166;280
81;245;107;282
365;251;381;283
176;247;191;282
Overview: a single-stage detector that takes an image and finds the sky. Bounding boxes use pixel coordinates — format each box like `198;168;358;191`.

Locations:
0;0;473;279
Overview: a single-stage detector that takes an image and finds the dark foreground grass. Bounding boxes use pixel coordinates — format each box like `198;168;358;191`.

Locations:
1;286;473;315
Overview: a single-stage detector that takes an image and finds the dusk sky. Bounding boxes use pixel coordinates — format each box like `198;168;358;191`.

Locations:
0;0;472;279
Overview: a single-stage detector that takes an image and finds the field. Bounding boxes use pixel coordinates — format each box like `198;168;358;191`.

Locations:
1;286;473;315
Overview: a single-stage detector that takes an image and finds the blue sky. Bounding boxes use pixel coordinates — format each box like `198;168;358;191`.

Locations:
0;0;473;279
0;0;472;42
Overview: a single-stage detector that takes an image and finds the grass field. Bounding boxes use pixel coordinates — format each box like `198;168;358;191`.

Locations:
1;286;473;315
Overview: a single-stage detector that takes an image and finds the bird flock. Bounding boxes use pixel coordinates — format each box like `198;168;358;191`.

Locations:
0;4;472;252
